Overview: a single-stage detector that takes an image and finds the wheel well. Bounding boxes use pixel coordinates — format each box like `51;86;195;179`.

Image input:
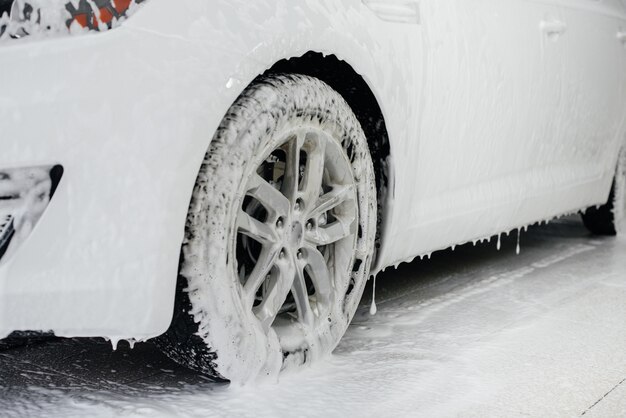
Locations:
266;51;391;261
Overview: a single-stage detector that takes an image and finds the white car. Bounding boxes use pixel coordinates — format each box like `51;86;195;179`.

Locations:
1;0;625;383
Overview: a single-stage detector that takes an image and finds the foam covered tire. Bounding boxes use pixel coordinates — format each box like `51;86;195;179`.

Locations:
156;74;377;383
582;148;626;236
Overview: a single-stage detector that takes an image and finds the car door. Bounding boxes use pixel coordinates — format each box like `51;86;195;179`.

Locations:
557;0;626;181
406;0;570;252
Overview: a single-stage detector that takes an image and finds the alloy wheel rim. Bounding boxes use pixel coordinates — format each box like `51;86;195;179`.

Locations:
232;128;359;349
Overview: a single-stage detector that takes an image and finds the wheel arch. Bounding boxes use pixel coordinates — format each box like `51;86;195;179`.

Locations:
265;51;393;272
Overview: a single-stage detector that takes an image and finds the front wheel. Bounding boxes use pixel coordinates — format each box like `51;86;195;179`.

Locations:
582;148;626;236
157;74;377;383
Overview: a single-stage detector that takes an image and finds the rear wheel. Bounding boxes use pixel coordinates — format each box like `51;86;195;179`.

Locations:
581;148;626;236
157;74;377;383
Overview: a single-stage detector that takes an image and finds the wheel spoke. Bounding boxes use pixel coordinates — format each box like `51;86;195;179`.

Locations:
282;133;305;201
243;245;280;308
246;173;290;217
301;137;326;207
309;184;355;219
237;210;276;245
304;246;332;304
306;215;356;246
292;259;314;327
254;257;296;331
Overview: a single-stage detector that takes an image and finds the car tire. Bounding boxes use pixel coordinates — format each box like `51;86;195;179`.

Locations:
581;148;626;236
156;74;377;383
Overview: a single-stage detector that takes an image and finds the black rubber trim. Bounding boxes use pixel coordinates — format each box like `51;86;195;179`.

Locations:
0;216;15;260
49;165;64;199
0;0;12;17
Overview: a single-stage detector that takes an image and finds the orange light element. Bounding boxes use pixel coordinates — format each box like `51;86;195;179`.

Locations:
72;13;90;28
112;0;133;14
98;8;114;24
70;0;134;29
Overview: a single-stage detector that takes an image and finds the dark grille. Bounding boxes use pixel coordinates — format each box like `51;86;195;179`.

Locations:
0;0;12;17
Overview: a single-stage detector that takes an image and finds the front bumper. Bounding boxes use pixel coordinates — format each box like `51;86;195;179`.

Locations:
0;9;244;340
0;26;190;339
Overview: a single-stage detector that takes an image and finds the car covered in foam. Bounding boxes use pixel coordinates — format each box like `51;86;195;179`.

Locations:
1;0;625;383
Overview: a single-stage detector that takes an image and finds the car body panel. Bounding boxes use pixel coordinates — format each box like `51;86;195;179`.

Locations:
0;0;624;340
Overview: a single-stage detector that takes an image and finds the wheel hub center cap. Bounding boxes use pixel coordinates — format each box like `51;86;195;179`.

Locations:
287;220;304;247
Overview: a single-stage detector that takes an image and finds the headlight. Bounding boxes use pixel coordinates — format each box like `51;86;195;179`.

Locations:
0;0;146;41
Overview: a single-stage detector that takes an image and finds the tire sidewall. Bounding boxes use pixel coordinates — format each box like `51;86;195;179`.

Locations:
613;147;626;236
